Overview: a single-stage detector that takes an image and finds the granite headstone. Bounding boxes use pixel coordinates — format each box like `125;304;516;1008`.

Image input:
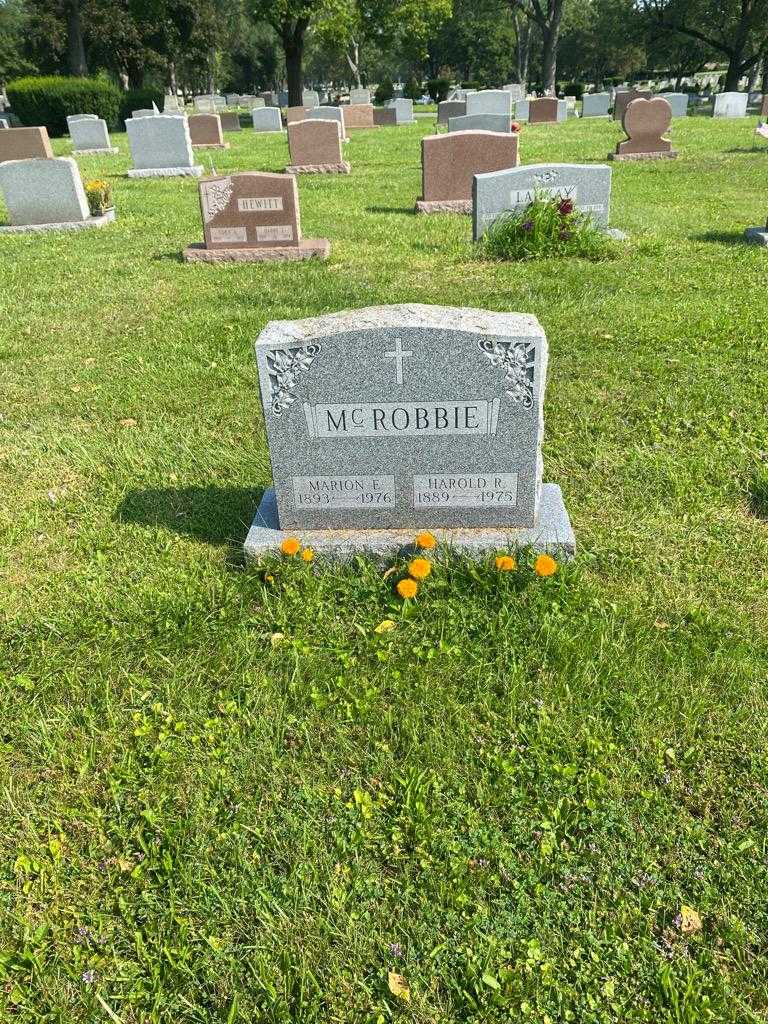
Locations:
126;114;202;177
466;90;513;117
416;130;519;214
0;156;115;232
286;119;350;174
438;100;466;125
581;93;610;117
245;304;574;558
448;113;511;133
713;92;748;117
0;127;53;163
252;107;283;132
70;117;118;154
189;113;228;148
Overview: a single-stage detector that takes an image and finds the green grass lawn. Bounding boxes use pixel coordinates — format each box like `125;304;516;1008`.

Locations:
1;114;768;1023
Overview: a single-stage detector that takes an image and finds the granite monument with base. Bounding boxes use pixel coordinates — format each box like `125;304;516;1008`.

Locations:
252;107;283;133
448;113;512;133
189;113;229;149
0;156;115;233
0;126;53;163
286;119;350;174
69;117;118;155
416;130;519;214
244;304;574;560
126;115;203;177
611;96;677;161
183;171;329;263
473;163;626;241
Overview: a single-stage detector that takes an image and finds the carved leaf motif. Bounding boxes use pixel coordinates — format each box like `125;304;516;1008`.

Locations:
202;178;234;222
266;344;320;415
478;338;535;408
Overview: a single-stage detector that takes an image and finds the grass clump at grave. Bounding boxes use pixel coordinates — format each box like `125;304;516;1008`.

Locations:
480;190;621;262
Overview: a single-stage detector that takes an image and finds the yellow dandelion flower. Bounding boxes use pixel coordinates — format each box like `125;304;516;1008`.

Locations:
408;557;432;580
534;554;558;578
415;530;437;550
396;578;418;600
280;537;301;556
301;548;315;562
374;619;396;634
495;554;516;572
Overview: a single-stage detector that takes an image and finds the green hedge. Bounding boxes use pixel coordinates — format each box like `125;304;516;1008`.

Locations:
6;76;121;137
118;87;165;128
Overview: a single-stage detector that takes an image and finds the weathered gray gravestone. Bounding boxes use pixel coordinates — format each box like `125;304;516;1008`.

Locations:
581;93;610;118
472;163;626;241
503;84;525;102
515;100;530;122
302;90;320;108
70;117;118;154
448;113;511;133
466;90;513;117
0;156;115;232
126;115;203;177
385;99;415;124
745;217;768;246
438;100;466;125
659;92;689;117
713;92;748;117
306;106;348;138
252;107;283;132
244;304;574;559
350;88;371;105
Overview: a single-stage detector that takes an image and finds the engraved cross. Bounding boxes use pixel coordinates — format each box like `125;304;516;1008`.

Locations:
384;337;413;385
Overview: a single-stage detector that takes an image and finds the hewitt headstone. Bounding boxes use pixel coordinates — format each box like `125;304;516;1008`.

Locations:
189;113;228;149
183;171;329;263
466;90;513;117
126;115;203;177
581;93;610;118
252;107;283;132
70;117;118;154
416;130;519;214
448;113;511;133
286;119;350;174
472;163;625;240
612;96;677;161
0;156;115;233
713;92;748;117
244;304;574;559
0;127;53;163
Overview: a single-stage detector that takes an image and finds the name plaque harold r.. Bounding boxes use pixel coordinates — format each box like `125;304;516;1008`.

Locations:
246;304;574;558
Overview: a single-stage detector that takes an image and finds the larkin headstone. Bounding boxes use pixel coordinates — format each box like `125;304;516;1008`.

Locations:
183;171;330;263
244;304;574;559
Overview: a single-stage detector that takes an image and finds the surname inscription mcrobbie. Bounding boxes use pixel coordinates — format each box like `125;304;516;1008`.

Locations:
245;304;575;559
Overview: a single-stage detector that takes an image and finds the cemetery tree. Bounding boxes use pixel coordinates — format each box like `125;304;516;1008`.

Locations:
0;0;36;80
640;0;768;90
250;0;337;105
506;0;567;94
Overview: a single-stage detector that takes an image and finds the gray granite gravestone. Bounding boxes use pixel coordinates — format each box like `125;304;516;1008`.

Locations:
70;117;118;154
713;92;747;117
350;88;371;105
385;99;415;123
515;99;530;122
438;100;466;125
581;93;610;117
67;113;98;125
0;156;115;232
472;162;624;240
503;84;525;102
659;92;689;117
745;218;768;246
306;105;347;138
126;115;202;177
466;90;513;117
244;304;574;559
302;90;320;108
448;113;511;133
252;107;283;132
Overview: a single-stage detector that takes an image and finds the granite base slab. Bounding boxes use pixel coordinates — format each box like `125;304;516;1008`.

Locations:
244;483;575;561
73;147;119;155
0;209;115;234
183;239;330;262
610;151;678;161
127;165;204;178
192;142;230;150
285;162;351;174
745;227;768;246
415;199;472;214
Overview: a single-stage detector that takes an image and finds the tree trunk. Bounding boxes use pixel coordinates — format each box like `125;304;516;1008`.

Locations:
169;61;178;98
748;58;762;92
540;25;557;94
514;14;530;89
762;53;768;94
65;0;88;76
283;18;309;106
346;38;361;89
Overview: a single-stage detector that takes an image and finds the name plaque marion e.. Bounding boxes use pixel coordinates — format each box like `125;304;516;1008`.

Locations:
246;304;575;558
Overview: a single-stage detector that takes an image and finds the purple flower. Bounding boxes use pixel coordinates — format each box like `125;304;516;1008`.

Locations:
82;969;97;984
522;220;533;232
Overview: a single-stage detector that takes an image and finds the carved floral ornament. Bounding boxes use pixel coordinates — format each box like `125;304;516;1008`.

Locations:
478;338;536;408
266;344;321;415
201;178;234;222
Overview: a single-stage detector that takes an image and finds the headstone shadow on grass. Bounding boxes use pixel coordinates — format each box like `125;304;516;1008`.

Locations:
748;471;768;519
117;485;263;546
694;230;750;246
